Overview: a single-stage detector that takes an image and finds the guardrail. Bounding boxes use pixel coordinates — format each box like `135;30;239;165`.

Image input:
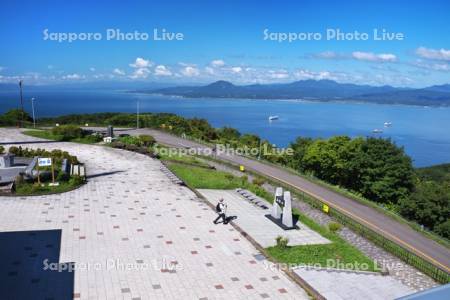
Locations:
193;152;450;284
267;177;450;284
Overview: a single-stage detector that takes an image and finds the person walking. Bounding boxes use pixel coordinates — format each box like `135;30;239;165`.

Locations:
213;198;227;224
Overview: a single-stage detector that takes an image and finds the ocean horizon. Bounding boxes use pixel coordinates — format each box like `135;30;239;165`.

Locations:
1;89;449;167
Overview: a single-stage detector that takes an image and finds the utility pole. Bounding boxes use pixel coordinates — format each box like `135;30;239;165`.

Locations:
19;80;24;127
31;97;36;128
136;100;140;129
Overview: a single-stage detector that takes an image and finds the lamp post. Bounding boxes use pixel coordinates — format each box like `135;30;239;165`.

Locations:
19;80;24;127
31;97;36;128
136;100;140;129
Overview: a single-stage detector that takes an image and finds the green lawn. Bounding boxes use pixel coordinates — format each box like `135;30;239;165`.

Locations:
167;161;272;201
267;210;378;272
23;129;100;144
157;146;210;168
167;163;244;189
15;177;85;196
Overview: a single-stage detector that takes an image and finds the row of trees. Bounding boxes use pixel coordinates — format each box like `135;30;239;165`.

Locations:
284;136;415;204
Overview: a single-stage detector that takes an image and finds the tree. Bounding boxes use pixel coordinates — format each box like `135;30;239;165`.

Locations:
217;127;241;141
357;138;415;203
0;109;32;126
434;220;450;239
302;136;351;184
239;134;260;149
398;181;450;231
286;137;313;172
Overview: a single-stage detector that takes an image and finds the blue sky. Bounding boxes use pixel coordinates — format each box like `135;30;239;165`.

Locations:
0;0;449;87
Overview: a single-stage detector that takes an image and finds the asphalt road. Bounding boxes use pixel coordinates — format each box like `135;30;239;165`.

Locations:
91;127;450;273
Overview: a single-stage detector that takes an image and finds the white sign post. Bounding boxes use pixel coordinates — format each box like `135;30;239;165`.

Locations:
37;157;58;186
38;157;52;167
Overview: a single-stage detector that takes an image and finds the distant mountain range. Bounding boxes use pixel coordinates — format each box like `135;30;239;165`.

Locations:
139;80;450;106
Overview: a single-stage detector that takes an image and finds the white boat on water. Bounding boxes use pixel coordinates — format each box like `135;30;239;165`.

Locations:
372;129;383;133
268;115;279;121
384;122;392;127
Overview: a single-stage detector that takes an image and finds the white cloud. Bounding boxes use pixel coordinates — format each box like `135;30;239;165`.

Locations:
268;69;289;79
128;57;153;79
62;73;83;80
129;57;153;68
154;65;172;76
230;66;243;73
413;59;450;72
89;67;96;72
416;47;450;61
130;67;150;79
352;51;397;62
293;69;339;80
113;68;125;76
210;59;225;67
313;51;341;59
181;66;200;77
205;66;215;75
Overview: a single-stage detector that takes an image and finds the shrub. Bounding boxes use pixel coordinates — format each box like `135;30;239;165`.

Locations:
51;125;84;141
14;174;24;185
225;173;234;181
8;146;19;155
7;146;78;166
111;141;125;149
275;236;289;248
56;172;70;182
125;144;138;152
0;145;4;154
252;177;265;186
139;135;156;147
69;175;85;185
240;175;249;185
83;134;102;143
328;222;342;233
119;136;142;146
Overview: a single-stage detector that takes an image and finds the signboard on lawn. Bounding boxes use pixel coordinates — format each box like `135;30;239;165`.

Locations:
38;157;52;167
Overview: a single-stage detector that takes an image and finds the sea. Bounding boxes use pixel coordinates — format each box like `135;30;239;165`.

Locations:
1;89;449;167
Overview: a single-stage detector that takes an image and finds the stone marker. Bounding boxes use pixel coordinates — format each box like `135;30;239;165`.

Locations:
282;191;293;228
61;159;70;174
271;187;283;219
79;165;85;177
107;125;114;138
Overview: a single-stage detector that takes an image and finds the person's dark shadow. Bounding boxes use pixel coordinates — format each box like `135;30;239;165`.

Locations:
224;215;238;224
293;214;300;226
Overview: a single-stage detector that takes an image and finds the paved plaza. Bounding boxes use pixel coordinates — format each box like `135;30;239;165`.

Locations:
198;189;330;247
294;267;414;300
0;129;309;300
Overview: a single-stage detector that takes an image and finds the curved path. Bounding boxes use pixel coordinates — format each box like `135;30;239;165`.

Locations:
120;128;450;274
0;128;308;300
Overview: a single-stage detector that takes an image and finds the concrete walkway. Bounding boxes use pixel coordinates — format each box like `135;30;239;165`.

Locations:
198;189;330;247
294;267;414;300
0;128;308;300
